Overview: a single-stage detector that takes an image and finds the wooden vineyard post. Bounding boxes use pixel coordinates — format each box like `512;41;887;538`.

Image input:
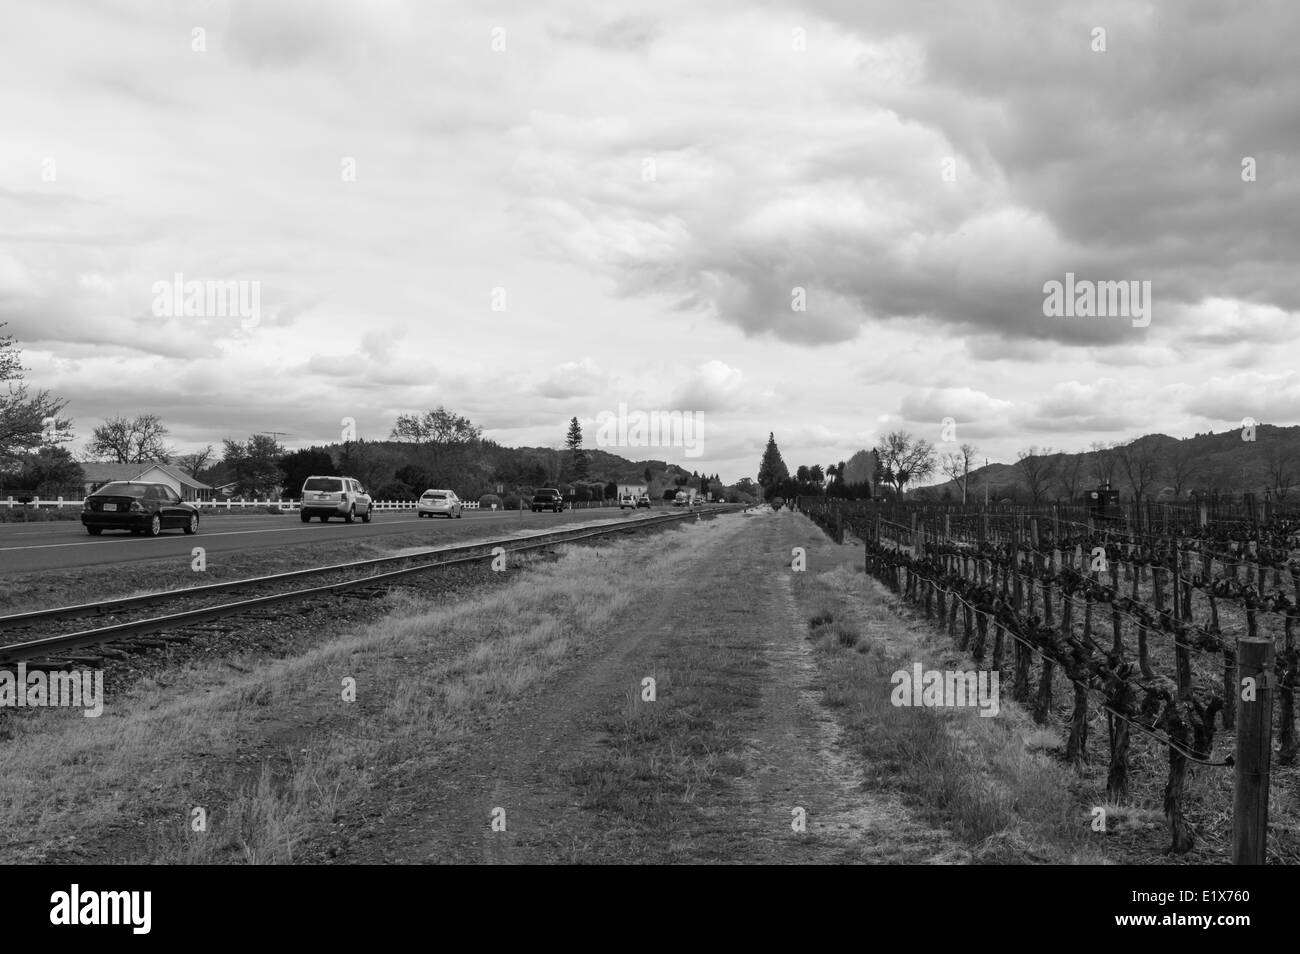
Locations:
1034;577;1055;725
1066;595;1089;769
1162;700;1195;854
1233;637;1275;865
1105;661;1135;803
1280;609;1298;765
1172;564;1192;699
972;607;988;664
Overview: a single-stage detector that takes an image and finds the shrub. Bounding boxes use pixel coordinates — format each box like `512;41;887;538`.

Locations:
265;505;283;514
833;623;860;648
479;493;503;511
502;493;523;510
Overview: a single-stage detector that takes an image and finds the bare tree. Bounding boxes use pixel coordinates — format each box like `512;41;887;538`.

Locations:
1166;441;1201;500
88;414;173;463
874;431;936;496
1265;442;1295;500
1088;440;1118;487
1114;438;1163;505
1016;446;1056;506
1055;450;1088;502
176;444;215;479
940;443;978;504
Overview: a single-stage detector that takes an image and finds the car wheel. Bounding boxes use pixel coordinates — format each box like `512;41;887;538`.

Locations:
345;505;355;524
418;512;425;518
361;506;372;523
301;511;311;523
456;511;462;518
147;515;162;537
87;527;103;536
184;513;199;535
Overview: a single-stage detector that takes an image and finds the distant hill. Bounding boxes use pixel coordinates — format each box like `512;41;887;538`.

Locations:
913;424;1300;503
201;437;701;500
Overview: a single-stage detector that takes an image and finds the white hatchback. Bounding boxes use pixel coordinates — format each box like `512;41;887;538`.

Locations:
417;489;463;518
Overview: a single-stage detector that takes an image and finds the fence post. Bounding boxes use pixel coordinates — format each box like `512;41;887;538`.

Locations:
1233;637;1275;865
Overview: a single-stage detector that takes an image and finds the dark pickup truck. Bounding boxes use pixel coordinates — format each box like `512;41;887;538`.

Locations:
531;488;565;513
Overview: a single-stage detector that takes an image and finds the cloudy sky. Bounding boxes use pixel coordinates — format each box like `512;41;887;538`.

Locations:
2;0;1297;482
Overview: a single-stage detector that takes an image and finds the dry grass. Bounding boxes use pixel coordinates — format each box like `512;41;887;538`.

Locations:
0;530;708;864
791;564;1107;863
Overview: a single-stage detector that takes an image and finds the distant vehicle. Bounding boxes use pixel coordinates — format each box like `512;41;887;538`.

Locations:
636;495;651;509
673;490;689;507
417;489;463;519
619;493;637;509
81;482;200;537
691;496;704;507
299;476;373;523
531;488;564;513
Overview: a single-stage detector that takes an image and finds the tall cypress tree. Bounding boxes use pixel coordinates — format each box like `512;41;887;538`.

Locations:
758;432;790;499
565;417;588;479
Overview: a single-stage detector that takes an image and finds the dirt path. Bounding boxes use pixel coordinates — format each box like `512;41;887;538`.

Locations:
338;510;963;864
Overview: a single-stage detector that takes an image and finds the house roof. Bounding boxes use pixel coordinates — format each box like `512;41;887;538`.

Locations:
135;463;212;491
80;461;212;490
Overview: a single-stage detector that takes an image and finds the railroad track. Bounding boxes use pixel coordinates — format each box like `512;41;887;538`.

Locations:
0;507;728;667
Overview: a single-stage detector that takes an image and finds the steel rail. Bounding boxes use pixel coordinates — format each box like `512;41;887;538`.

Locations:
0;507;725;664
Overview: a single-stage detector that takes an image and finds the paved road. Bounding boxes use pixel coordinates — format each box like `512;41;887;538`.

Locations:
0;508;659;575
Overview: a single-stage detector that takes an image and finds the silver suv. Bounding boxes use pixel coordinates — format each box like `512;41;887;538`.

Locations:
300;475;373;523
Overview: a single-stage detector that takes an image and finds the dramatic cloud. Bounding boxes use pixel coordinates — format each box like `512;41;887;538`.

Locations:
1;0;1294;479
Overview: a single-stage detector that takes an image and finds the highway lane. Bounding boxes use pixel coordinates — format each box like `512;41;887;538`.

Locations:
0;508;654;575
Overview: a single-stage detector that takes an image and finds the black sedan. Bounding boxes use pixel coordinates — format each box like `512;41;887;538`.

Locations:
81;482;201;536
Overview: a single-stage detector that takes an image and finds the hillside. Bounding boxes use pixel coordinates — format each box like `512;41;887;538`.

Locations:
913;424;1300;503
198;437;704;501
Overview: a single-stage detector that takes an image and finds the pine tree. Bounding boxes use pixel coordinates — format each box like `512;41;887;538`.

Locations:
565;417;588;479
757;432;790;498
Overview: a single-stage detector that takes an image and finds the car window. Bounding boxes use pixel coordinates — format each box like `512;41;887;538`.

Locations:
97;482;147;498
304;477;343;492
